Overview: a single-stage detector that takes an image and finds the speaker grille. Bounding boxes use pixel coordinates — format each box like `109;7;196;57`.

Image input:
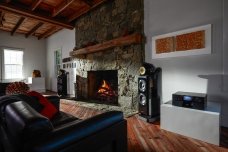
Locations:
139;93;147;106
139;79;146;92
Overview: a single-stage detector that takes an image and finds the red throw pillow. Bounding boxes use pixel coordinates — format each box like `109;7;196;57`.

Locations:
27;91;57;119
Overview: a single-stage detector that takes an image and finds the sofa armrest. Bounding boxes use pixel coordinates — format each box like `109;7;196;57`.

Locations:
5;101;53;141
24;111;127;152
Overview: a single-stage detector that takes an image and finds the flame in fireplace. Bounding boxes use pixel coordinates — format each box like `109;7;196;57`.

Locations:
97;80;116;96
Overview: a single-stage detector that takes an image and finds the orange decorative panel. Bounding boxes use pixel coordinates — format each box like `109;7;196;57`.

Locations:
176;30;205;51
155;37;174;54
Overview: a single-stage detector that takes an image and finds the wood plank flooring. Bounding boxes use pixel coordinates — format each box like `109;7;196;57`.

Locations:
60;101;228;152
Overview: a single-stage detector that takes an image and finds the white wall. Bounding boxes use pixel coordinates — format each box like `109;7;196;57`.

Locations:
144;0;228;126
46;29;75;94
223;0;228;91
0;31;46;81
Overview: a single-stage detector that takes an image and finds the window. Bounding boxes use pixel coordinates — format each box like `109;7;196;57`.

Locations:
3;49;24;80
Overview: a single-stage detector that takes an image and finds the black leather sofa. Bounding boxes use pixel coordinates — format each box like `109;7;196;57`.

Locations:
0;94;127;152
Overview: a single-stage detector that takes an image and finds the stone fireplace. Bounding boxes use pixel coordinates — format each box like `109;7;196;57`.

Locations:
72;0;144;114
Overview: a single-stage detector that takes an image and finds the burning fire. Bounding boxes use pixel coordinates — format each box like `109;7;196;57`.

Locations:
97;80;116;96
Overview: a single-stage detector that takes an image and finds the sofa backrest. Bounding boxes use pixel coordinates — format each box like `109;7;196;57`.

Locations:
0;83;9;96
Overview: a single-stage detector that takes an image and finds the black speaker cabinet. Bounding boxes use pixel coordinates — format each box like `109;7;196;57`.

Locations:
138;75;160;118
57;73;67;97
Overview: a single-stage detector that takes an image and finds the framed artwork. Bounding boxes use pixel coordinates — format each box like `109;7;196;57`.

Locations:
152;24;212;59
54;48;62;76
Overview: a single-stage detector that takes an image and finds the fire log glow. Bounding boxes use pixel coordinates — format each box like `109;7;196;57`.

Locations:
97;80;116;97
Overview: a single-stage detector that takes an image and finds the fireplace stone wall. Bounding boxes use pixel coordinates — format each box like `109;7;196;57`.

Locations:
74;0;144;111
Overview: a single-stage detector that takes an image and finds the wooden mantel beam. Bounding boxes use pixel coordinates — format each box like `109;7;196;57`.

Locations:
68;0;107;22
26;22;43;38
70;33;143;56
11;17;25;35
30;0;43;11
0;2;74;29
52;0;75;17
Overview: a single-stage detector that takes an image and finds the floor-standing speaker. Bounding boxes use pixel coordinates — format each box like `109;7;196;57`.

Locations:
57;70;67;97
138;63;161;122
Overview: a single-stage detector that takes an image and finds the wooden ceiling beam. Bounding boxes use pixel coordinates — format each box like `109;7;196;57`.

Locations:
44;28;62;38
52;0;75;17
0;11;3;26
26;22;43;38
11;17;25;35
30;0;43;11
81;0;93;7
0;11;4;21
5;0;11;3
38;26;59;40
0;11;5;22
0;2;74;29
68;0;107;22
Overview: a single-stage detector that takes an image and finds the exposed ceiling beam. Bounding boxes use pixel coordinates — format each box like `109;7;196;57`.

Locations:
0;11;4;26
52;0;75;17
68;0;106;22
30;0;43;11
38;26;58;40
26;22;43;38
44;28;62;38
11;17;25;35
5;0;11;3
0;2;74;29
82;0;93;7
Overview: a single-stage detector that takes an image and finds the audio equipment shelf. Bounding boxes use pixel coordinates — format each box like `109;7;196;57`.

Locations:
161;101;221;145
69;33;143;57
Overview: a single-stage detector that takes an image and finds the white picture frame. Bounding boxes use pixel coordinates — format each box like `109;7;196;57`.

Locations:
152;24;212;59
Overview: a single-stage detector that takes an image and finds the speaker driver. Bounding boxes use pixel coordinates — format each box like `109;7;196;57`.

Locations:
139;93;147;106
139;66;146;75
139;79;146;92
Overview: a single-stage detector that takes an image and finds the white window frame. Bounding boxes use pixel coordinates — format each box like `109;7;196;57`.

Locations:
1;47;24;82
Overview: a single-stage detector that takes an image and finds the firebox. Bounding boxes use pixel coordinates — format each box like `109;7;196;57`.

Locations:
87;70;118;105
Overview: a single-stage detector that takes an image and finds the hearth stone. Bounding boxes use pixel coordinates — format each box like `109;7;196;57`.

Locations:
61;99;138;118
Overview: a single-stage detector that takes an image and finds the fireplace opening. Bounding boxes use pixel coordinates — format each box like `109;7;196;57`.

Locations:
88;70;118;105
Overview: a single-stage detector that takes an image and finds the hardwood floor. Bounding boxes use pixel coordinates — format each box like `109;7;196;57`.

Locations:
60;101;228;152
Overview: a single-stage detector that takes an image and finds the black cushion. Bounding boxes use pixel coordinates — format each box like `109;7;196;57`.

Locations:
0;137;4;152
51;111;79;128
